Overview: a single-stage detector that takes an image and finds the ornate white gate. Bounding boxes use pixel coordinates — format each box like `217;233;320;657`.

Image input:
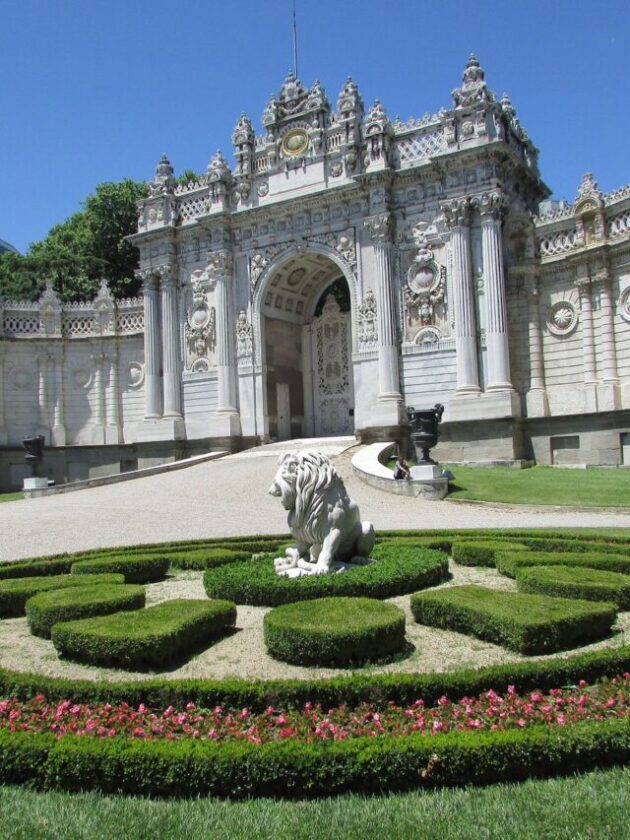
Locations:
311;295;354;435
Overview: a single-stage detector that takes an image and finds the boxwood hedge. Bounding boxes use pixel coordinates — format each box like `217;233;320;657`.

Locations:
25;584;146;639
451;540;530;567
0;645;628;712
516;565;630;609
263;597;406;666
0;557;72;580
51;599;237;670
410;585;617;654
496;549;630;579
0;718;628;799
203;542;448;606
0;573;125;618
71;555;170;584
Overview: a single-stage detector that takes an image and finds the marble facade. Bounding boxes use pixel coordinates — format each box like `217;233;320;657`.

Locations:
1;56;630;488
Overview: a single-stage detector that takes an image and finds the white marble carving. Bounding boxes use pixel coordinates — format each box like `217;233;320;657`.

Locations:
269;451;376;577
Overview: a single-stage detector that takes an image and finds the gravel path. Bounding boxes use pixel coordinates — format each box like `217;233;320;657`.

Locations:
2;562;627;684
1;442;629;563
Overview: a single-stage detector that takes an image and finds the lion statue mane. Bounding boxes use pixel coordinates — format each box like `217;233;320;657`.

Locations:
269;450;375;577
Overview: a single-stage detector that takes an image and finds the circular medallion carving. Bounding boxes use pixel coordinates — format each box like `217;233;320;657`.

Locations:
72;369;92;390
127;362;145;389
619;287;630;323
407;263;437;295
547;301;578;336
282;128;309;156
8;368;33;390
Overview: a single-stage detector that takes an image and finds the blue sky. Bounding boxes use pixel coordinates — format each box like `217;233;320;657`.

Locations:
1;0;628;253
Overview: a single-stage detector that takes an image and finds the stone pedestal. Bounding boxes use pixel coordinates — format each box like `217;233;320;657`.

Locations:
23;477;48;491
410;464;443;480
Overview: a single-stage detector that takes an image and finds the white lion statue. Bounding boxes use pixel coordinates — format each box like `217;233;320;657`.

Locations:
269;450;376;577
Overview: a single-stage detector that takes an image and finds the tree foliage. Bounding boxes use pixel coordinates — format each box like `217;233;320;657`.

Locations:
0;179;148;303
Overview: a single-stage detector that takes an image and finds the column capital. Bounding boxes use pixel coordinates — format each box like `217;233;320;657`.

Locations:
441;197;471;228
472;190;507;221
206;249;233;278
364;213;393;243
136;264;176;287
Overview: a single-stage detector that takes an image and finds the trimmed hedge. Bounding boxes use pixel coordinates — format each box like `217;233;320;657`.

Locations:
203;542;449;606
25;584;146;639
410;585;617;655
516;565;630;609
0;719;628;798
0;574;125;618
496;549;630;579
160;547;252;571
264;597;406;666
51;599;237;670
451;540;530;567
71;555;170;584
0;557;72;580
0;645;628;712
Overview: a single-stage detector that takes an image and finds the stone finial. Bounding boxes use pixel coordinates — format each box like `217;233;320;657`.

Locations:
206;150;232;183
452;53;492;108
232;112;254;147
576;172;602;202
336;76;364;118
307;79;329;110
364;99;390;132
262;94;279;127
149;153;176;195
278;70;308;116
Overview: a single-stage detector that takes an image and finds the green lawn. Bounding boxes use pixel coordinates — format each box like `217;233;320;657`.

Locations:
1;768;628;839
0;492;23;503
444;464;630;507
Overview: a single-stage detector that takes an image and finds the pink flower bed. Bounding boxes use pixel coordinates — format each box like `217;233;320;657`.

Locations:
1;675;627;744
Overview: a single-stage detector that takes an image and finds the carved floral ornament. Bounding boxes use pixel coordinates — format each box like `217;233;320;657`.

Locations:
236;310;253;362
357;288;378;349
619;287;630;324
547;300;578;337
364;213;392;242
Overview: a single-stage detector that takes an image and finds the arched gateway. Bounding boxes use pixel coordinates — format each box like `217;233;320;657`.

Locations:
253;248;356;439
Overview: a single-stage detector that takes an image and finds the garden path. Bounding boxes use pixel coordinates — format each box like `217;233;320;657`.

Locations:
1;440;629;563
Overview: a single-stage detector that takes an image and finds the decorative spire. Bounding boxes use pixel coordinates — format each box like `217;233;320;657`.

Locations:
364;99;390;133
206;150;232;183
149;153;176;194
232;112;254;147
576;172;602;202
452;53;492;108
307;79;328;110
277;69;308;116
336;76;363;118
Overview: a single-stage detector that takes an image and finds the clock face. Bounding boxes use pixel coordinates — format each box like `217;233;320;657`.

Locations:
282;128;309;156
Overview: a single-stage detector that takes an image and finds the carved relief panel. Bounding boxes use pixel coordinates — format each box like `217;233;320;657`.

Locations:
403;226;448;344
312;295;353;435
184;270;216;372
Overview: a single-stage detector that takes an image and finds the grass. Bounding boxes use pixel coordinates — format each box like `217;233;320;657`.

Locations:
0;492;23;503
0;767;628;839
444;464;630;507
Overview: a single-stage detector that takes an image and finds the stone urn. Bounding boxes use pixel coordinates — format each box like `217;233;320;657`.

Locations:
407;404;444;465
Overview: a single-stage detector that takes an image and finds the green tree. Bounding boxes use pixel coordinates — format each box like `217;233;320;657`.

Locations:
0;179;148;303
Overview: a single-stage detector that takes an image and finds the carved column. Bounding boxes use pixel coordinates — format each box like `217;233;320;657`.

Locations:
36;353;49;439
595;266;620;409
364;214;402;404
210;251;238;415
476;192;513;390
443;198;480;393
106;349;121;442
577;273;598;412
141;271;162;419
0;344;6;445
526;281;549;416
51;351;66;445
159;267;182;418
92;351;106;440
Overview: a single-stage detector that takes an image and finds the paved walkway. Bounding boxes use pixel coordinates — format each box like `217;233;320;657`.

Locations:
1;441;629;563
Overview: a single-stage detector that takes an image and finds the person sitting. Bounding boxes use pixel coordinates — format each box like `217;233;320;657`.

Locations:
393;454;411;480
